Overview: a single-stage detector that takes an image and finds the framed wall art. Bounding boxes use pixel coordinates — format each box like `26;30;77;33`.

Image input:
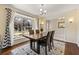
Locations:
58;22;64;28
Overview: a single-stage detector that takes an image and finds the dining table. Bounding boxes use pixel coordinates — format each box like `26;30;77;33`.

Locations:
22;32;47;54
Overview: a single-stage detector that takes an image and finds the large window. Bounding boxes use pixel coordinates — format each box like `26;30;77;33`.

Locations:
14;15;32;32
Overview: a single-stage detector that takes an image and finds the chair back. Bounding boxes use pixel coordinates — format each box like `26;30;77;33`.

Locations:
46;31;51;45
36;30;40;34
46;31;55;49
50;31;55;48
50;31;55;41
29;30;34;35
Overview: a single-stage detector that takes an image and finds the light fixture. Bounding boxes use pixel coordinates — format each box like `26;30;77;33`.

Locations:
58;16;65;23
69;17;74;23
40;8;43;11
40;4;47;16
41;21;44;24
44;10;47;14
59;16;65;20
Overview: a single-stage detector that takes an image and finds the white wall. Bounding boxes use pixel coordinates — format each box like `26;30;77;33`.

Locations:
32;18;38;30
64;10;77;43
48;9;78;44
48;19;65;41
76;10;79;46
39;17;47;32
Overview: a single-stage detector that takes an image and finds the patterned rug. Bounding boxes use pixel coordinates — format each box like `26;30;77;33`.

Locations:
11;41;65;55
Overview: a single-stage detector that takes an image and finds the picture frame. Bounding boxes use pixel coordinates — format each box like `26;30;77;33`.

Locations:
58;22;64;28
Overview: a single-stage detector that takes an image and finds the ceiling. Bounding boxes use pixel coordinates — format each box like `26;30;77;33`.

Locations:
10;4;79;20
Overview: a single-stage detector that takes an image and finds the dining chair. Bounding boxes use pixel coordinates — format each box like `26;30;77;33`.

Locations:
29;30;34;35
49;31;55;51
38;31;52;55
36;30;40;34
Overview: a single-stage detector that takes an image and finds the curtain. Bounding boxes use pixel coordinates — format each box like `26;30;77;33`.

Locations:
2;8;12;48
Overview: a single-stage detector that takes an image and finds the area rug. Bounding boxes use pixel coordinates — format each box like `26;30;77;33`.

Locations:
11;41;65;55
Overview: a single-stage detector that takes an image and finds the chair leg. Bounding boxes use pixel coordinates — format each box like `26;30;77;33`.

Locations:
52;41;54;48
48;44;51;52
49;41;54;50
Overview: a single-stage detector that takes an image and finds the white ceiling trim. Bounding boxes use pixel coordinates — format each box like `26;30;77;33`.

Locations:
4;4;39;18
5;4;79;20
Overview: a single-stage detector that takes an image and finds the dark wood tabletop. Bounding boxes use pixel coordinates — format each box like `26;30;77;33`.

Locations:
22;33;47;40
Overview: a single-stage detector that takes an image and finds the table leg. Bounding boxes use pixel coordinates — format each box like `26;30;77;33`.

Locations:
37;41;40;54
45;45;47;55
33;41;35;49
30;40;32;49
30;40;41;54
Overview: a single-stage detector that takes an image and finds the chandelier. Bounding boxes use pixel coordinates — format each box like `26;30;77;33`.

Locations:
40;4;47;16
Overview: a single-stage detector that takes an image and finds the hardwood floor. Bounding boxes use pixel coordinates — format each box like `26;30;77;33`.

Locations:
0;40;79;55
64;42;79;55
0;41;29;55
